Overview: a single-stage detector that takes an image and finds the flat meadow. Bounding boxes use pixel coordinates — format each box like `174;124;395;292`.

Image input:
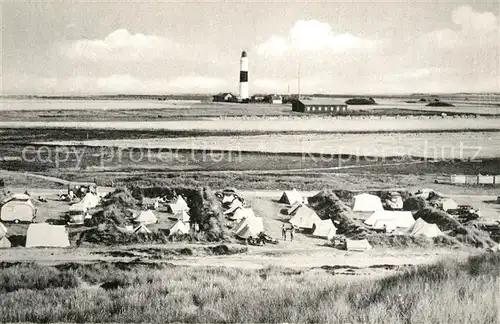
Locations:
42;131;500;159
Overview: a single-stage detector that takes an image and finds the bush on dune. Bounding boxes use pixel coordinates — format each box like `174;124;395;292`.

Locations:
308;190;369;236
134;184;227;241
415;207;496;248
403;196;428;212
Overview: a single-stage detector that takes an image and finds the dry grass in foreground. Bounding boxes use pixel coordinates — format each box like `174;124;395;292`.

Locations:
0;253;499;323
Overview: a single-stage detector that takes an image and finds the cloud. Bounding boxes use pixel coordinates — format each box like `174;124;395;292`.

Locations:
256;19;377;57
452;5;498;33
256;36;287;57
61;29;179;62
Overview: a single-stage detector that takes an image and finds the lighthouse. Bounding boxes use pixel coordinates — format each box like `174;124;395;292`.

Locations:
239;50;249;102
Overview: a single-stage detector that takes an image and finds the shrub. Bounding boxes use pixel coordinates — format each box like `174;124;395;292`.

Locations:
426;101;455;107
308;190;369;236
345;97;377;105
0;263;79;293
403;196;428;211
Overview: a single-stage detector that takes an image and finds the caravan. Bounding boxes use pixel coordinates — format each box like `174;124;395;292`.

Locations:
1;198;36;223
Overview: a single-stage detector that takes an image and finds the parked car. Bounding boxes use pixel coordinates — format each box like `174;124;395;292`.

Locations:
448;205;480;222
384;192;403;210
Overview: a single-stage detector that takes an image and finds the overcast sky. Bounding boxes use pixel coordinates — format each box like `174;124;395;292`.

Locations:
1;1;499;95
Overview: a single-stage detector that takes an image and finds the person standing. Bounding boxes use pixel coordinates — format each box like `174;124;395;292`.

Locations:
290;225;295;242
282;224;287;241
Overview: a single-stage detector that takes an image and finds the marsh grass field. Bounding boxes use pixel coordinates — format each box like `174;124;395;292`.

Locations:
0;253;499;323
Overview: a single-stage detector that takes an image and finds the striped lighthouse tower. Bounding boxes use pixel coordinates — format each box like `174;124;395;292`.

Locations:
239;50;249;102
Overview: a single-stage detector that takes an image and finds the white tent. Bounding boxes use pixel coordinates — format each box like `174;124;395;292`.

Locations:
232;213;253;234
133;223;152;234
345;239;372;251
79;193;100;209
175;196;189;209
441;198;458;211
169;220;190;236
289;206;321;229
223;199;243;215
0;236;11;248
134;210;158;225
1;199;36;223
352;193;384;212
25;223;70;248
406;218;443;238
279;189;303;205
0;222;7;237
364;211;415;231
234;216;264;239
287;201;303;215
175;210;190;223
230;208;255;221
312;219;337;239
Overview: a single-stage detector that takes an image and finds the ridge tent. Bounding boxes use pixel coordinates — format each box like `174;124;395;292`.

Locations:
79;193;99;209
133;223;152;234
134;210;158;225
289;206;321;229
232;214;252;234
0;236;11;248
312;219;337;239
223;199;243;215
279;189;303;205
287;201;303;215
25;223;70;248
1;199;36;223
0;222;7;237
231;208;255;221
169;220;190;236
345;239;372;251
175;210;190;223
175;196;189;209
352;193;384;212
364;211;415;231
168;201;190;214
406;218;443;238
429;197;458;211
234;216;264;239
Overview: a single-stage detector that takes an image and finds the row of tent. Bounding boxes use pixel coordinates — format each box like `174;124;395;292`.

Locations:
287;203;337;240
364;210;443;238
279;190;386;213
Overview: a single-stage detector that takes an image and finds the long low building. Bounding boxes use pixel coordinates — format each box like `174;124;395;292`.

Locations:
292;98;348;114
